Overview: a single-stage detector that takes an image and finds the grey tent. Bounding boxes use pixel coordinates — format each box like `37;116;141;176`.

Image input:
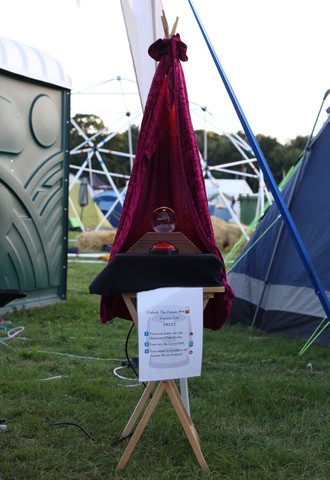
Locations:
228;111;330;345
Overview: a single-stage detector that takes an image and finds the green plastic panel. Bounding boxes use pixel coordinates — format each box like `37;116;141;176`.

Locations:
0;71;70;310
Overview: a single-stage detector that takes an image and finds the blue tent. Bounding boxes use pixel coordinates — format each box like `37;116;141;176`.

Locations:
228;113;330;345
93;190;125;228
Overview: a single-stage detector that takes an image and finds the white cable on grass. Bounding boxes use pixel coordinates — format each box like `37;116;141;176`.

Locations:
7;326;25;339
41;375;63;381
0;340;15;350
39;353;140;387
38;350;123;361
0;325;25;348
113;366;140;387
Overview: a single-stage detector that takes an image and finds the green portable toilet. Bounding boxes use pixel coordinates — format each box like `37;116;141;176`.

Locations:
0;35;71;310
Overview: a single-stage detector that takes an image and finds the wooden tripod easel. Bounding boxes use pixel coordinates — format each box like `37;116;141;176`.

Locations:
116;286;225;472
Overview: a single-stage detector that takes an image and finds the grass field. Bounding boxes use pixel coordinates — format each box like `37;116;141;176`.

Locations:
1;260;329;479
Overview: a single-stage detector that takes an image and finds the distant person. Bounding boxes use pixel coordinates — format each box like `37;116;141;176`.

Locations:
230;197;236;213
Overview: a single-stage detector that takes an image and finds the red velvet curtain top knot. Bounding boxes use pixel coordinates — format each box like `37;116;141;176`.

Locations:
148;34;188;63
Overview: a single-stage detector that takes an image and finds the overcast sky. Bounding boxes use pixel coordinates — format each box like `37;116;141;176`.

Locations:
1;0;329;142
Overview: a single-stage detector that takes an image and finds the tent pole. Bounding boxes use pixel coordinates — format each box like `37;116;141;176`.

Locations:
188;0;330;322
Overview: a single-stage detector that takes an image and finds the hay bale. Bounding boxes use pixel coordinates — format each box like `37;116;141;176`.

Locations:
211;216;248;253
76;219;249;254
77;230;117;250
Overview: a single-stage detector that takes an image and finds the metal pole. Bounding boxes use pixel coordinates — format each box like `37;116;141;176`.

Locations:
127;113;134;171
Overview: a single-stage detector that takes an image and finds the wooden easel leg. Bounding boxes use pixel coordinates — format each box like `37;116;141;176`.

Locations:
120;381;155;438
165;381;209;473
116;381;166;470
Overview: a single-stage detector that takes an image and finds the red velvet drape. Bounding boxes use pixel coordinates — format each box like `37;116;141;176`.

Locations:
100;34;234;329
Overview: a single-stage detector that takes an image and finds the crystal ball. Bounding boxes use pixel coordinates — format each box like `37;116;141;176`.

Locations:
152;206;176;233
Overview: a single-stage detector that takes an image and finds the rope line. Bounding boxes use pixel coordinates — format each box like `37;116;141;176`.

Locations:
299;318;330;356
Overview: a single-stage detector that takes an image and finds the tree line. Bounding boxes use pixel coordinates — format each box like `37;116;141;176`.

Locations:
70;113;308;192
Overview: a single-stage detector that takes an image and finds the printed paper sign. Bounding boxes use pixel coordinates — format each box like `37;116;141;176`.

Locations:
137;287;203;382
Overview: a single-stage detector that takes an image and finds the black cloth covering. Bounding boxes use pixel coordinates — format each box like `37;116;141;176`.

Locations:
89;254;223;295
